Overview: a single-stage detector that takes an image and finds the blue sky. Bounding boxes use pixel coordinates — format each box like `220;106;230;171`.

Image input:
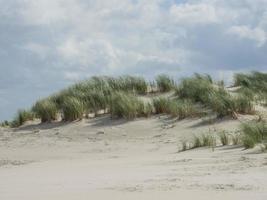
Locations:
0;0;267;121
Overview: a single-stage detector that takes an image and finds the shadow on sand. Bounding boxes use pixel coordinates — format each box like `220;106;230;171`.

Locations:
15;121;72;131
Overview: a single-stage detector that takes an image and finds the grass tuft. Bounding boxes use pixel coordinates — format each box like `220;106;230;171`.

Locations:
62;97;84;121
32;99;58;122
156;74;175;92
240;121;267;149
110;92;143;119
219;131;230;146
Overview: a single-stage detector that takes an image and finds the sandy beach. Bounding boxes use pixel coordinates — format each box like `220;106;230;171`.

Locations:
1;115;267;200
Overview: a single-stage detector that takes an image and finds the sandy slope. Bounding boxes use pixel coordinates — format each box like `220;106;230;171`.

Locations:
0;116;267;200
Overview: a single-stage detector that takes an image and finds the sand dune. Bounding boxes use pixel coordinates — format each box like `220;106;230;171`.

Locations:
0;116;267;200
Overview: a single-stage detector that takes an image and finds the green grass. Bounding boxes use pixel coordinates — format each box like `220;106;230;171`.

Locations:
190;134;215;149
219;131;230;146
234;94;255;114
9;109;35;128
140;102;154;117
206;88;236;118
62;97;84;121
234;72;267;96
241;121;267;149
177;74;254;118
4;72;266;124
152;97;170;114
166;99;200;119
156;74;175;92
176;74;214;103
6;109;35;128
32;99;58;122
110;92;143;119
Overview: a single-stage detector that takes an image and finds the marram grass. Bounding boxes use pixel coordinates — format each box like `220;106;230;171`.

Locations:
32;99;58;122
5;71;266;126
62;96;84;121
241;121;267;149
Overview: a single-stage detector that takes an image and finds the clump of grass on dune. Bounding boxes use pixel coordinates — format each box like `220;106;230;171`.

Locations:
32;99;58;122
140;102;154;118
234;94;255;115
105;76;148;95
11;109;35;127
152;97;170;114
83;90;110;116
156;74;175;92
191;134;215;149
206;87;236;118
62;96;84;121
176;73;214;103
166;99;200;119
219;131;230;146
179;134;215;152
121;75;148;95
177;73;255;118
234;72;267;98
110;92;143;119
177;74;234;118
241;121;267;149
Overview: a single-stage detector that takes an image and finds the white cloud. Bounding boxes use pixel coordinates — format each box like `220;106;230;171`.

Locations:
170;3;218;25
57;37;119;70
1;0;267;121
227;26;267;47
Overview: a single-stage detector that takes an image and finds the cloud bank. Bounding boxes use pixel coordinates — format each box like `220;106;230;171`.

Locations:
0;0;267;120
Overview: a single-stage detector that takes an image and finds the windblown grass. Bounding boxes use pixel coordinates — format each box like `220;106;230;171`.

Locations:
152;97;170;114
32;99;58;122
234;94;255;114
241;121;267;149
140;102;154;117
166;99;200;119
110;92;143;119
156;74;175;92
177;74;254;118
11;109;35;127
62;97;84;121
219;131;230;146
6;72;265;125
191;134;215;149
176;74;214;103
234;72;267;104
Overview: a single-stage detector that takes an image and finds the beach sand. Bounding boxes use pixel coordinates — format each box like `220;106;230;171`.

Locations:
0;115;267;200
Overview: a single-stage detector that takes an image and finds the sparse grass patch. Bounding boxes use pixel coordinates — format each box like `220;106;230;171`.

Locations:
231;132;241;145
219;131;230;146
190;134;215;149
192;135;203;148
234;94;255;114
11;109;35;127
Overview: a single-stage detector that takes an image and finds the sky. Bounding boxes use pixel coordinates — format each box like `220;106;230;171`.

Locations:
0;0;267;121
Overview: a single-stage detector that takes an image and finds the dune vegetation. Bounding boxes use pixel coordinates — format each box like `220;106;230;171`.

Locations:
1;71;266;138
